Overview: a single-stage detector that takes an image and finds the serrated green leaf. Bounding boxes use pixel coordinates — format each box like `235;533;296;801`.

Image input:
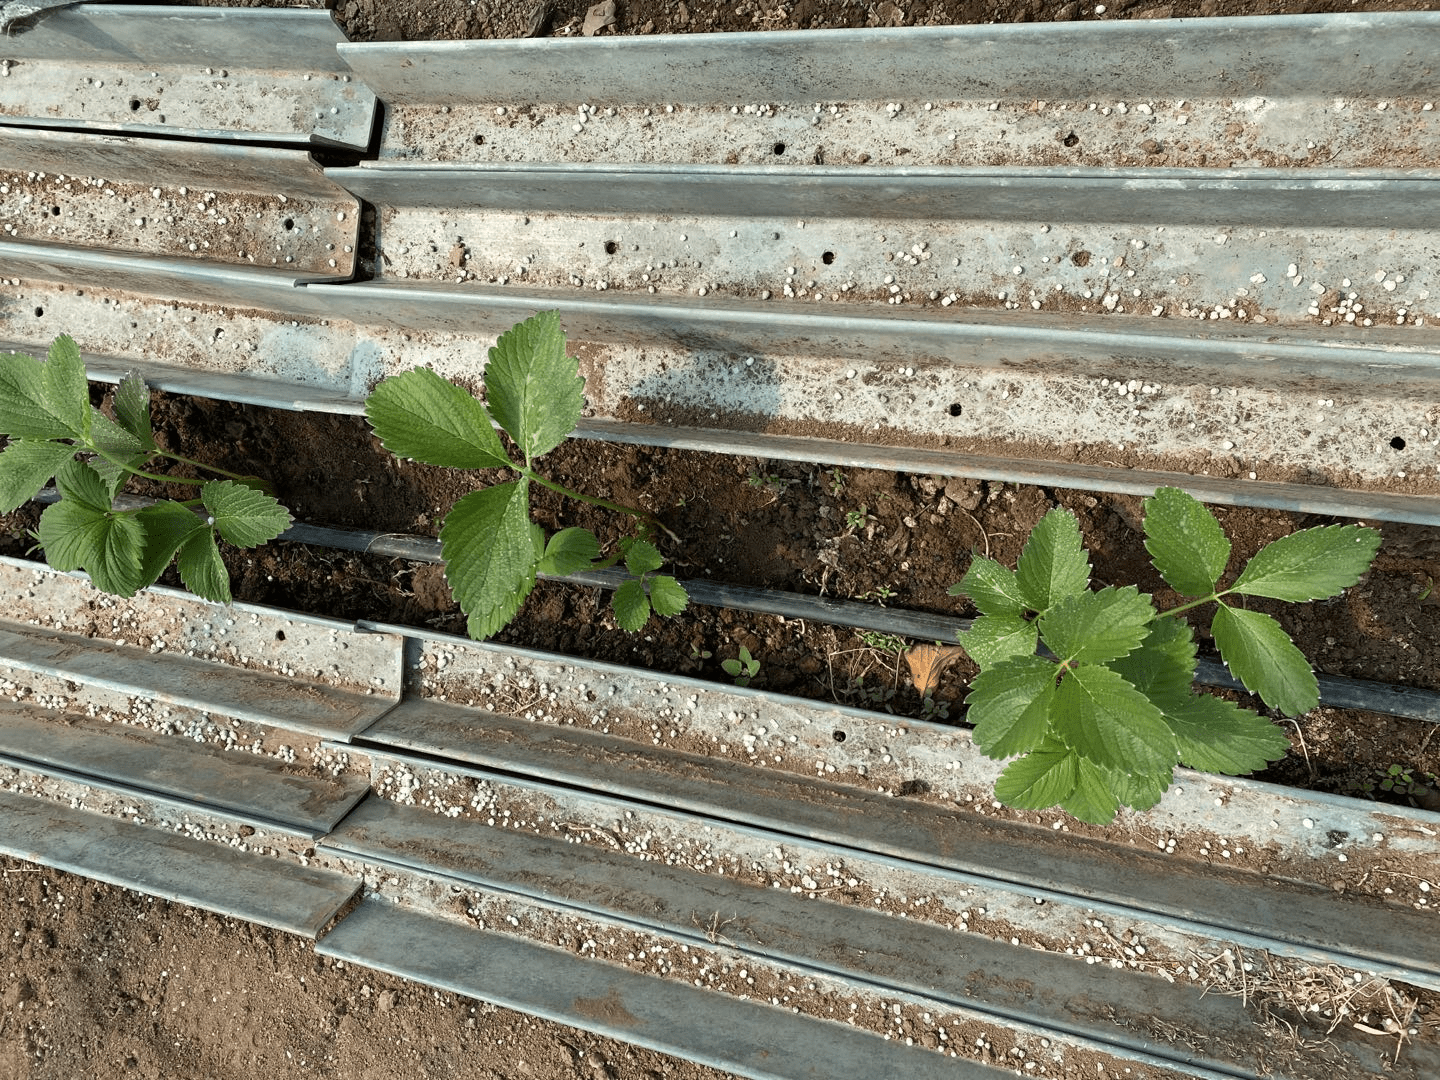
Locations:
36;495;145;597
1015;508;1090;613
365;366;512;470
176;528;231;604
1142;487;1231;597
1051;663;1176;774
0;439;74;512
88;404;150;501
440;480;536;641
54;459;111;513
1103;766;1171;812
950;557;1029;617
1059;757;1121;824
1038;585;1155;666
648;575;689;618
484;311;583;466
134;501;208;591
535;527;601;576
0;336;89;440
88;451;147;501
965;655;1058;759
113;371;156;449
1106;616;1197;709
1162;693;1290;774
1210;604;1317;715
622;537;664;576
1230;524;1382;602
201;480;292;548
612;578;650;631
957;612;1038;668
994;740;1079;809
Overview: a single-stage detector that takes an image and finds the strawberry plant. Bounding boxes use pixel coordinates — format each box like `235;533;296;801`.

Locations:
950;488;1381;824
364;311;687;639
0;335;292;603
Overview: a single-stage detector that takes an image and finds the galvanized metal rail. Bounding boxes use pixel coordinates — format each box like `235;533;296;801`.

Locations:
0;558;1435;1079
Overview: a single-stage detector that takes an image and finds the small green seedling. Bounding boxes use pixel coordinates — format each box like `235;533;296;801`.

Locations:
364;312;688;639
845;506;872;532
689;644;713;661
0;335;291;603
722;645;760;686
950;488;1381;824
826;468;846;496
857;584;897;603
858;629;907;655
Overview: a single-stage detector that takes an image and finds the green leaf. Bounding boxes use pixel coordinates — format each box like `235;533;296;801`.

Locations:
201;480;292;548
1015;508;1090;613
648;574;689;618
484;311;584;466
1059;757;1121;824
54;459;111;512
1051;663;1176;774
965;655;1058;759
1230;524;1382;602
176;528;231;604
994;740;1079;809
365;366;512;471
622;537;664;577
957;612;1038;668
1106;616;1197;709
0;439;74;512
440;480;537;641
112;372;156;449
535;527;601;576
88;451;147;502
36;490;145;597
949;557;1029;617
1142;487;1231;597
1162;693;1290;774
134;501;208;591
0;336;89;440
1038;585;1154;666
1210;604;1317;715
86;408;149;500
1104;766;1171;813
612;578;650;631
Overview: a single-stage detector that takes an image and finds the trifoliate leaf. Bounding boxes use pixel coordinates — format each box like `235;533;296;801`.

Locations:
87;405;150;501
965;655;1058;759
1210;603;1317;715
1059;757;1121;824
1162;693;1290;774
176;528;232;604
1051;663;1176;774
648;574;689;618
949;557;1029;617
1015;508;1090;613
113;371;156;450
622;537;664;576
201;480;292;548
1106;616;1197;709
1103;766;1171;812
1142;487;1231;597
1230;524;1382;602
535;527;601;576
0;336;89;441
1038;585;1154;666
88;451;147;501
37;495;145;597
483;311;583;466
365;366;512;470
54;459;111;513
612;578;650;632
134;501;208;592
957;612;1038;668
440;480;537;641
0;439;74;512
994;740;1079;809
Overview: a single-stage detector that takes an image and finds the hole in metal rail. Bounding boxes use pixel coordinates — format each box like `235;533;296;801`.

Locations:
283;217;295;231
276;630;286;641
821;251;836;265
33;306;43;318
948;403;963;417
604;240;619;255
128;98;141;112
1061;131;1080;147
1392;436;1407;450
48;205;60;216
772;141;786;155
832;730;847;743
473;134;485;145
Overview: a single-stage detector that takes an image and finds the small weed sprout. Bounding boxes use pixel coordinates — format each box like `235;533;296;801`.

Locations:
826;467;846;496
857;584;898;603
845;505;872;532
857;630;907;654
0;335;291;603
364;312;687;639
722;645;761;686
950;488;1381;824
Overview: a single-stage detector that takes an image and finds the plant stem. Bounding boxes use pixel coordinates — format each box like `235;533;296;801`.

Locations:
1161;593;1228;619
151;449;253;483
524;470;681;543
89;446;204;488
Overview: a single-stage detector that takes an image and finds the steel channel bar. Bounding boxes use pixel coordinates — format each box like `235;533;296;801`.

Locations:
0;787;361;936
338;15;1440;169
317;898;1016;1080
0;5;376;149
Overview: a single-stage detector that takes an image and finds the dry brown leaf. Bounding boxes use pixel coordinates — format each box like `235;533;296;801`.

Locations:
582;0;616;36
904;644;965;698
